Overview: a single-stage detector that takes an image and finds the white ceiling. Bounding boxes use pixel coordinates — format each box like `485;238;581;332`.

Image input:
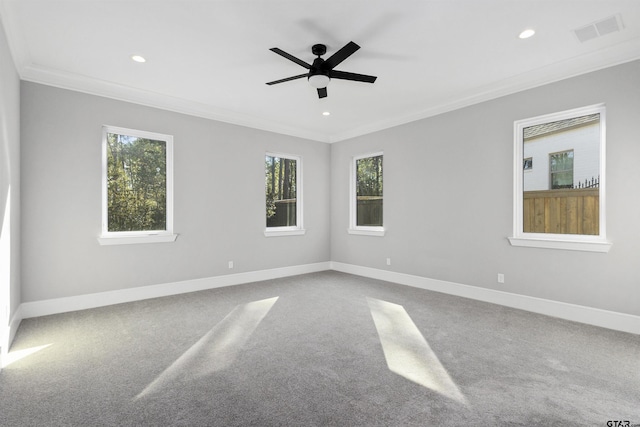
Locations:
1;0;639;143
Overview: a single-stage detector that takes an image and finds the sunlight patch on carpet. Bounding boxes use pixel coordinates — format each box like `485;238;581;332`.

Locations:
367;297;468;405
1;344;52;368
135;296;279;400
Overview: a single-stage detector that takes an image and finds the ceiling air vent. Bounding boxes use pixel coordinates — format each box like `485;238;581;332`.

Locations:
573;15;623;43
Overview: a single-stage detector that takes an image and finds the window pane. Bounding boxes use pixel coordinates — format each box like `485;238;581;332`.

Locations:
356;155;383;226
107;133;167;232
265;155;297;227
522;113;600;235
550;171;573;189
550;150;574;172
550;150;574;189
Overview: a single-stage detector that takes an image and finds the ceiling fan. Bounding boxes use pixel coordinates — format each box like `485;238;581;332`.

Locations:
266;41;377;98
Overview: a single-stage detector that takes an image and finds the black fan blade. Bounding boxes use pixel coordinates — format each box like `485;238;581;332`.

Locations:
317;87;327;98
266;74;308;85
322;41;360;70
329;70;377;83
269;48;311;69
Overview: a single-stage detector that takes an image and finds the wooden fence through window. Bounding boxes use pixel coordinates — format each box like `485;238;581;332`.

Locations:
267;199;296;227
523;188;599;235
357;196;383;226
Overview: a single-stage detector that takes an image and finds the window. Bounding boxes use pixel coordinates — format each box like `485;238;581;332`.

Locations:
98;126;176;245
264;153;304;236
510;104;610;252
349;152;384;236
549;150;574;189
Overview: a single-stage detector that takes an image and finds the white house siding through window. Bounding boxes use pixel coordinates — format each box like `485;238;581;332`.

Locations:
523;114;600;191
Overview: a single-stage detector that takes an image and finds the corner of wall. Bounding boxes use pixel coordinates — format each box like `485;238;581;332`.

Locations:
0;2;22;366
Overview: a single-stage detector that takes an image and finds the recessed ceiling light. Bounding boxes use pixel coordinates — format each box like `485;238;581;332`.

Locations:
519;29;536;39
131;55;146;63
322;111;330;116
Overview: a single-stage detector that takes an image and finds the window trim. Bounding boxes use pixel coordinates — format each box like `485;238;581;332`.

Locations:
264;152;305;237
509;104;610;252
348;151;385;237
98;125;177;246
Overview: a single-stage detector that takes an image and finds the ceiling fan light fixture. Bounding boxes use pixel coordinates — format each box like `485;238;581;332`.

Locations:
308;74;330;88
267;41;376;98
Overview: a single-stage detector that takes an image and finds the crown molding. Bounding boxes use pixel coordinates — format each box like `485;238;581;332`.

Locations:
5;0;640;146
330;38;640;143
2;1;331;143
20;64;332;143
14;44;640;145
22;49;637;145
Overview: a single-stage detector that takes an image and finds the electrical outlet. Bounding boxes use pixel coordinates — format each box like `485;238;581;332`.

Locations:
228;261;234;269
497;273;505;284
386;258;391;266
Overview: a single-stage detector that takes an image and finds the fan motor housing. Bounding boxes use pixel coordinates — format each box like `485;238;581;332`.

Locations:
311;44;327;56
310;57;327;76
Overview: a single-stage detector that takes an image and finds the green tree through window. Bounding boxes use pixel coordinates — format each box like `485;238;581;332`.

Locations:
356;155;383;227
265;155;297;227
107;132;167;232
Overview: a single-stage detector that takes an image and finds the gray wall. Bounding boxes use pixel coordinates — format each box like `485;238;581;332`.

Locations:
18;60;640;318
0;17;20;338
20;83;331;302
331;60;640;316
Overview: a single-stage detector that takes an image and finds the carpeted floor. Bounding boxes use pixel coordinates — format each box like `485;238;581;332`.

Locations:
1;271;638;426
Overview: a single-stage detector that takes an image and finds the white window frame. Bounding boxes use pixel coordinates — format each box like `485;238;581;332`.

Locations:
348;152;385;237
98;125;177;246
264;152;305;237
509;104;611;252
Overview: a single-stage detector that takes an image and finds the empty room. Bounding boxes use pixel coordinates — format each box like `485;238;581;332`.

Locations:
1;1;639;425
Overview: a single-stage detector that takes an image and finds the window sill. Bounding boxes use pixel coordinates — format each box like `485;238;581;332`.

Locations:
264;228;306;237
348;227;385;237
508;236;611;253
97;233;178;246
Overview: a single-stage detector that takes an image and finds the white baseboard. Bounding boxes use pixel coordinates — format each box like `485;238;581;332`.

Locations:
1;305;23;367
20;262;331;319
14;260;639;341
330;262;640;335
8;305;22;345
